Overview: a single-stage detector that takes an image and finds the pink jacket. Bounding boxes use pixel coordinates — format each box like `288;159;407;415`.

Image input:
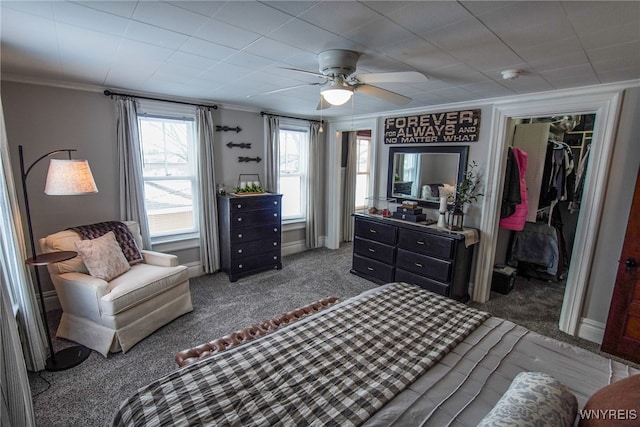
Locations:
500;148;528;231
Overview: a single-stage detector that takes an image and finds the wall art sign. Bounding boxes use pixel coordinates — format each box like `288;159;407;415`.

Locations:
384;109;481;144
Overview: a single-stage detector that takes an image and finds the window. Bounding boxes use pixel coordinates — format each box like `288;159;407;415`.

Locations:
138;115;198;239
355;134;371;209
278;126;309;222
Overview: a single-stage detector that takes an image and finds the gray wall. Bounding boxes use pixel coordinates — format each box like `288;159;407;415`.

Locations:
1;81;321;296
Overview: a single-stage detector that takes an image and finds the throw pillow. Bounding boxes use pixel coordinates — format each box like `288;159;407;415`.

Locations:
578;374;640;426
74;231;131;281
477;371;578;427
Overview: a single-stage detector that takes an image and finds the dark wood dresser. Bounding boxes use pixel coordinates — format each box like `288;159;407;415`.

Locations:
351;213;477;301
217;193;283;282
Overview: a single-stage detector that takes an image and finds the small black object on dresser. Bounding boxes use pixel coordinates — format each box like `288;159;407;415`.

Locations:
217;193;282;282
350;213;477;302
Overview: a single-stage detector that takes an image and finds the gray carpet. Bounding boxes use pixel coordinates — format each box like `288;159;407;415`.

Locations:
28;243;634;426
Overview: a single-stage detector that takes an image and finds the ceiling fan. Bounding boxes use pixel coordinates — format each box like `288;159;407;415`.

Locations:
252;49;428;110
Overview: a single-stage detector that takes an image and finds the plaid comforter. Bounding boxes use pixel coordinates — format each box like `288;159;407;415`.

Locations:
112;282;490;427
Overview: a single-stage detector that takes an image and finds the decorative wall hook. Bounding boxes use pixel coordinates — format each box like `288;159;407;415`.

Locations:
238;156;262;163
226;142;252;149
216;125;242;133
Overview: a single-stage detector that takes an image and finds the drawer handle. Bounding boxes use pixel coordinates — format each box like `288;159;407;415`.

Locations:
273;213;278;217
238;233;243;238
274;201;278;205
367;267;374;271
237;204;242;209
238;264;243;269
368;248;376;252
273;242;278;246
417;241;425;245
273;256;277;260
274;228;278;232
238;249;243;254
415;262;423;268
237;217;243;222
369;229;377;233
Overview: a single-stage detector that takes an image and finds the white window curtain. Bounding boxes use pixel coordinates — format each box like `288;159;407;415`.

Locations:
1;264;36;426
306;122;322;248
114;97;151;249
0;98;47;373
0;98;39;425
342;131;357;242
196;107;220;273
264;116;280;193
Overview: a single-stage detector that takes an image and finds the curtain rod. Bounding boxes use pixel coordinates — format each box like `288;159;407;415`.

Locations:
104;90;218;109
260;111;322;124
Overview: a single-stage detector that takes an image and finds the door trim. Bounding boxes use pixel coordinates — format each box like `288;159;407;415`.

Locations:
474;89;622;337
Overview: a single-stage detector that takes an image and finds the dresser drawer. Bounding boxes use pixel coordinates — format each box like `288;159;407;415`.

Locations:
230;208;280;228
395;268;449;296
230;238;280;258
397;228;454;259
229;195;281;211
396;248;451;283
352;254;394;283
228;250;281;274
354;218;396;245
230;224;280;243
354;237;396;264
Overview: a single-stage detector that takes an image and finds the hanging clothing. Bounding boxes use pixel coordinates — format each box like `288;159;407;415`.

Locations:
500;147;521;218
500;148;528;231
510;221;560;277
570;144;591;212
540;141;575;206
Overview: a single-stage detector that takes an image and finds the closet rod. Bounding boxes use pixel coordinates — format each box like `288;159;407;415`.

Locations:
104;90;218;109
260;111;323;124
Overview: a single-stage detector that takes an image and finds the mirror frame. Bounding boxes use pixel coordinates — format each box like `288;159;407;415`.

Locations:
387;145;469;209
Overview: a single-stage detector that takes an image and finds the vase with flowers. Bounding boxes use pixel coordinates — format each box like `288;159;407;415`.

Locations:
448;161;483;230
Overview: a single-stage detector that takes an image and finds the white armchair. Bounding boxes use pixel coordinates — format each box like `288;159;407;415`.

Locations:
40;221;193;357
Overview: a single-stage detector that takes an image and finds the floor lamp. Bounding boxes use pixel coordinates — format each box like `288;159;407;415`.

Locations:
19;145;98;371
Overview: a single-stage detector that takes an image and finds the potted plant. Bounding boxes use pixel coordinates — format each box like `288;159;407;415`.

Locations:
448;161;483;230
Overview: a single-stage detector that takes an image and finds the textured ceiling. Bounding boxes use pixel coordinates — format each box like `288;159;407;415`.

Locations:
1;1;639;118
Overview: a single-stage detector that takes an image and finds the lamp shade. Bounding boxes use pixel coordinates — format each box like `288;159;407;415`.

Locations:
44;159;98;195
321;80;353;106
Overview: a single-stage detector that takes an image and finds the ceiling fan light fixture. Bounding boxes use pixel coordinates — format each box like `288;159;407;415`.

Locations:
321;80;353;106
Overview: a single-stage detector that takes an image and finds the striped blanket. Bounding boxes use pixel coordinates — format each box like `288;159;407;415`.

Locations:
112;282;490;427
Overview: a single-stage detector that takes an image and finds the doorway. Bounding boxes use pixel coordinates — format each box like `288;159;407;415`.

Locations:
492;114;596;327
339;129;373;242
326;117;379;250
473;91;622;339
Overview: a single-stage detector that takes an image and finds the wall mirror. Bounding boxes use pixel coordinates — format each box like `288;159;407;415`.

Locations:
387;145;469;208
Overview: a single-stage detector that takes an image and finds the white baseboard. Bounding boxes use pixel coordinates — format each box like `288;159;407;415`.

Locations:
577;317;605;344
281;236;327;257
185;261;204;278
43;290;61;312
282;239;307;256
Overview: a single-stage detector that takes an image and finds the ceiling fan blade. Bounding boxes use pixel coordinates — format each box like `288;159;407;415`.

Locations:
280;67;327;79
355;84;412;105
355;71;428;84
247;82;324;98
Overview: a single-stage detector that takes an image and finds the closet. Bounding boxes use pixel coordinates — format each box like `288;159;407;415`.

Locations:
496;114;594;282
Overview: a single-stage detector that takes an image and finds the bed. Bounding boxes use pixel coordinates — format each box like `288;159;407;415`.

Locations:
112;282;639;426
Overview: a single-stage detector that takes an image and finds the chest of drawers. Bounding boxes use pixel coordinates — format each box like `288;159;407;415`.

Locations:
351;213;476;301
217;193;282;282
